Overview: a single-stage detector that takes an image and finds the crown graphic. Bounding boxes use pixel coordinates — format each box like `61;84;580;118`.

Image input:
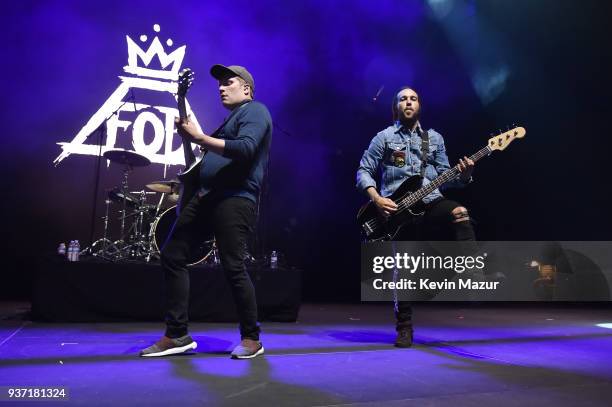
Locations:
123;25;185;80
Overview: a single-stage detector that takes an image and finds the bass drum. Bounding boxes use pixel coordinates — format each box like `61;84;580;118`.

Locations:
152;205;214;266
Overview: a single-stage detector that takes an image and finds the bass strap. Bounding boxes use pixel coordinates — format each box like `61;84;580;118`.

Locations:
419;128;429;178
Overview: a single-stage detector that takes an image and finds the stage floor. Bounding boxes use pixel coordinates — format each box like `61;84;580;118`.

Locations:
1;302;612;406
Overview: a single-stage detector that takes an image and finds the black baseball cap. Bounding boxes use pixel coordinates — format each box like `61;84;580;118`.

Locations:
210;64;255;95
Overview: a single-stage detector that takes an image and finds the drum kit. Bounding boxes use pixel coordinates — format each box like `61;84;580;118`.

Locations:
84;148;218;265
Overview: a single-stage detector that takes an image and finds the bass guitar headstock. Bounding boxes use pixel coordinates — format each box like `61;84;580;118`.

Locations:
488;127;526;151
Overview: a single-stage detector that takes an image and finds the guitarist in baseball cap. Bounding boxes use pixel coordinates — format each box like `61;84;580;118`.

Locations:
140;64;272;359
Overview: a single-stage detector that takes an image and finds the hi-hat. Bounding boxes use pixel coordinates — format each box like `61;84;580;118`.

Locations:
146;180;180;194
103;149;150;167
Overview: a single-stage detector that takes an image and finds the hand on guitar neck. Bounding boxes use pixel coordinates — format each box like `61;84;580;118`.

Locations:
175;115;225;156
456;156;475;183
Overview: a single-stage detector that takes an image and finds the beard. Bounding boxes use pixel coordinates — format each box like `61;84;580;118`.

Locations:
399;108;420;125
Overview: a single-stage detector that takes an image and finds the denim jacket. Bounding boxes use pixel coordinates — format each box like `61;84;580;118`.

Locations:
356;123;468;203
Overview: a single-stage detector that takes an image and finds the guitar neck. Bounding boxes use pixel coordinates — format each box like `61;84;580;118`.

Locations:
178;96;196;166
398;145;492;207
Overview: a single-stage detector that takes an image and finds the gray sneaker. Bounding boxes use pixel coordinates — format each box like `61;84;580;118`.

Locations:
231;339;264;359
139;335;197;357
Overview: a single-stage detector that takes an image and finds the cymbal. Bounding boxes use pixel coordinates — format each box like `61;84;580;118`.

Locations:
103;149;150;167
146;180;180;194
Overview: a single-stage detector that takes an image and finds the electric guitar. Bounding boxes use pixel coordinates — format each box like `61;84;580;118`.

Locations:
357;127;526;241
176;68;204;211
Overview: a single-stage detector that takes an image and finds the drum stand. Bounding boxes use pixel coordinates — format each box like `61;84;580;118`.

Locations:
145;193;167;262
91;164;142;261
82;198;120;259
118;164;132;243
194;239;220;266
80;147;156;262
120;190;156;261
111;164;155;261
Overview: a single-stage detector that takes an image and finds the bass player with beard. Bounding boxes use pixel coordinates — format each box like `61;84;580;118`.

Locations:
356;86;476;347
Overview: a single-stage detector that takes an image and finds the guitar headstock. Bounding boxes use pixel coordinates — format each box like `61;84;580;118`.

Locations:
177;68;195;97
488;126;526;151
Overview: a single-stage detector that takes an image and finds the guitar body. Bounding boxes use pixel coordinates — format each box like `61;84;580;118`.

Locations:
357;175;426;241
171;69;215;255
176;157;202;212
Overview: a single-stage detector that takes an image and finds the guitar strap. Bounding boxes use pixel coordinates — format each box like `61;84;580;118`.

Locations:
199;101;251;153
213;101;251;137
419;129;429;178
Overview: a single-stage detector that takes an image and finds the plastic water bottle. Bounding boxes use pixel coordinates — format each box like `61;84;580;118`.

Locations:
71;240;77;262
58;243;66;256
75;240;80;261
67;241;74;261
270;250;278;269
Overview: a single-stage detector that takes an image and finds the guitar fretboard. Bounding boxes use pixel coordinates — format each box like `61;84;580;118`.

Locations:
397;145;492;208
177;86;195;167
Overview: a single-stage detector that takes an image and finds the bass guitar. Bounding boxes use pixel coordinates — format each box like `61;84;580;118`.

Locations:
357;127;526;241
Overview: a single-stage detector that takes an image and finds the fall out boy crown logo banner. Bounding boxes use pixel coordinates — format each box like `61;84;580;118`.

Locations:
53;24;203;175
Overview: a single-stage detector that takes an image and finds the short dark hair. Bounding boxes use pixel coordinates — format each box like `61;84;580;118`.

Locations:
391;86;419;122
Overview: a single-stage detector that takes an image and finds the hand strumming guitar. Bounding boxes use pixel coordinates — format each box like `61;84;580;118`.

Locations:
366;187;398;218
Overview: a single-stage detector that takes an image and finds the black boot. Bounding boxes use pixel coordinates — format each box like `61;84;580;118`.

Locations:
394;301;413;348
394;327;414;348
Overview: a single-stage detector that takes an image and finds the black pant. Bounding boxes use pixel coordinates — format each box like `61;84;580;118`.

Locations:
161;194;260;340
395;198;477;330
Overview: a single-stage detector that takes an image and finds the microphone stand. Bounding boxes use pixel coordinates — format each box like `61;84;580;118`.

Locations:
84;97;133;252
